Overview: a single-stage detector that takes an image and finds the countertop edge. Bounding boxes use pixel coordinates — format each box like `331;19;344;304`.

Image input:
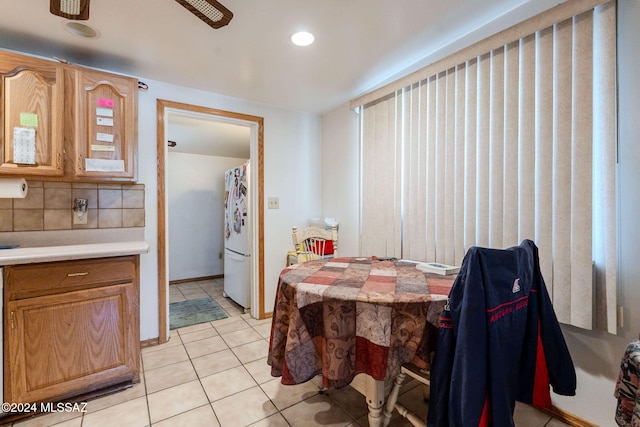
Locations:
0;241;150;265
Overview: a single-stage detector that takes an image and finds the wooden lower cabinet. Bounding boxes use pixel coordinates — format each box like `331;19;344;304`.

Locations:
3;256;140;404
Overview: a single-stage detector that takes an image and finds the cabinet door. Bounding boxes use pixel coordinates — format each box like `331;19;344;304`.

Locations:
5;283;139;403
0;52;64;176
72;68;137;181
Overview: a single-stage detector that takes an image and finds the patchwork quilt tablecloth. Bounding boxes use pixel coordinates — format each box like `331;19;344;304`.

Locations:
267;256;456;389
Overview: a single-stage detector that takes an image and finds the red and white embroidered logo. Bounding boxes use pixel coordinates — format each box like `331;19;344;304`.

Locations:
512;278;521;293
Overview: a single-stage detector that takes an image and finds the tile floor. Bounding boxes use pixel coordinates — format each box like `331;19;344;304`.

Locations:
6;279;571;427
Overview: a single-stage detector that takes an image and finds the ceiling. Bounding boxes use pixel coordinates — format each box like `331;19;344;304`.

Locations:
0;0;565;115
1;0;565;159
167;110;250;158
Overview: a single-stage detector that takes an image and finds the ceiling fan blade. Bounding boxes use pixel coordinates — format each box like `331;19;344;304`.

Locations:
50;0;90;20
175;0;233;29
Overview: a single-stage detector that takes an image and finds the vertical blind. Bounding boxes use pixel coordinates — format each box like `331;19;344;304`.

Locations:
359;0;617;332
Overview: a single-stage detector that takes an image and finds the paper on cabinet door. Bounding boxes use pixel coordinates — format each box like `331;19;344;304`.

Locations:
96;107;113;117
96;117;114;126
96;132;114;143
13;127;36;165
85;158;124;172
91;145;116;152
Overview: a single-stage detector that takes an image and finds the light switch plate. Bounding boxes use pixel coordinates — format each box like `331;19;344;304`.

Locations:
268;197;279;209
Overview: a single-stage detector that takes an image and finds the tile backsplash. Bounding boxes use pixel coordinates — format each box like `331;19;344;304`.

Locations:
0;181;145;231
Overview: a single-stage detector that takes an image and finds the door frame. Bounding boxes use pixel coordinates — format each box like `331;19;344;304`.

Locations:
156;99;265;343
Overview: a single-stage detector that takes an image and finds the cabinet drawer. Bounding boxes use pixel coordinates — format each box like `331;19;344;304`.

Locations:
5;256;137;299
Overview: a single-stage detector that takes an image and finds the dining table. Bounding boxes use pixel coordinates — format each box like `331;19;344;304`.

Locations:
267;256;457;426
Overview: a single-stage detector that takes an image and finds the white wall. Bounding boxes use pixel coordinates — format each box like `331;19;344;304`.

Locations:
137;79;321;340
167;152;247;281
319;2;640;424
321;103;360;257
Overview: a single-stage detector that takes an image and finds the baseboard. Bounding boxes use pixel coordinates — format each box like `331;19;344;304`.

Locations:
169;275;223;285
140;337;159;348
540;405;598;427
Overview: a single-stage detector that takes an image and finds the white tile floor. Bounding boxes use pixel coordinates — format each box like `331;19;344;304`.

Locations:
5;279;571;427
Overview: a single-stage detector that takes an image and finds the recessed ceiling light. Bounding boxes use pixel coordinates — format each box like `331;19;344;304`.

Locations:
63;21;99;38
291;31;315;47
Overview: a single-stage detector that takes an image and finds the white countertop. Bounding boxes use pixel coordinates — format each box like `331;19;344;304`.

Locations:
0;240;149;265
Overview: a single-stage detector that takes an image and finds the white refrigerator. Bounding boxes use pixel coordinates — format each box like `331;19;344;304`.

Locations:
223;161;250;309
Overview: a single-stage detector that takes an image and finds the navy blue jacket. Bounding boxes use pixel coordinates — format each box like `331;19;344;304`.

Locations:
427;240;576;427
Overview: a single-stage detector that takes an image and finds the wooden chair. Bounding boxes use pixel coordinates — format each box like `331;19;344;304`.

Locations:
290;225;338;264
382;363;431;426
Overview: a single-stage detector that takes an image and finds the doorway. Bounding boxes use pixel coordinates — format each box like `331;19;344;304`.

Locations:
156;99;265;344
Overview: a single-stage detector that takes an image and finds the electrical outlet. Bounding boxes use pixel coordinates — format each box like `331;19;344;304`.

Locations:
268;197;279;209
73;211;88;225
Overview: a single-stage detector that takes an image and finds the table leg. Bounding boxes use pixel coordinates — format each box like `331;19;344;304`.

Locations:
382;371;407;426
365;375;385;427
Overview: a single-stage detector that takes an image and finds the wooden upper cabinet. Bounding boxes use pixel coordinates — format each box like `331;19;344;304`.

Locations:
0;52;65;176
0;50;138;182
69;68;137;181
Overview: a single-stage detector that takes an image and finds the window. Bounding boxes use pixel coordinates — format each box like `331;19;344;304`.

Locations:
355;0;617;332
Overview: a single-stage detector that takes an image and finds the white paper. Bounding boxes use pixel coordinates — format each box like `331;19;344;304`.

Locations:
416;262;460;275
97;117;114;126
13;127;36;164
96;132;114;143
91;144;115;152
96;107;113;117
85;158;125;172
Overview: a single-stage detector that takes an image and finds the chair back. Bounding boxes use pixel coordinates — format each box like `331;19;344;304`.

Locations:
292;225;338;263
427;240;576;426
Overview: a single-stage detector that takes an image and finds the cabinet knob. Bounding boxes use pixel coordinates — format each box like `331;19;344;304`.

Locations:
67;272;89;277
56;153;62;169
